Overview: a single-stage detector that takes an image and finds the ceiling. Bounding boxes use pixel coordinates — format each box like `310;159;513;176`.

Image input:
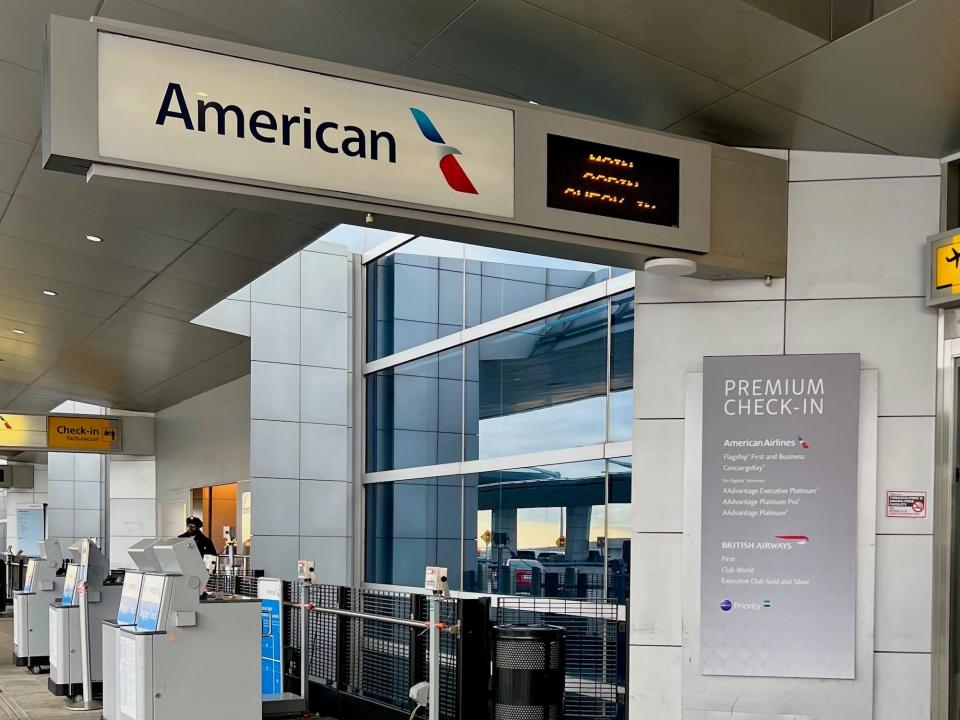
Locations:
0;0;956;416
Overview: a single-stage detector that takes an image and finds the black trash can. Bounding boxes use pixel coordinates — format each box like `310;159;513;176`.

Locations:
493;624;564;720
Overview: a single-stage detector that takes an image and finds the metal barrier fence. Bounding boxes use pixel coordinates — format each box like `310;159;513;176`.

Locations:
207;573;625;720
498;597;625;720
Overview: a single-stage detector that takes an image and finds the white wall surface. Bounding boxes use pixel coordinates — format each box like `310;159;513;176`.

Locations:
629;150;941;720
155;374;251;500
108;457;157;569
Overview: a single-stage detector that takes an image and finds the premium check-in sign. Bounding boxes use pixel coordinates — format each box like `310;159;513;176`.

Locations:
97;33;515;218
701;354;859;679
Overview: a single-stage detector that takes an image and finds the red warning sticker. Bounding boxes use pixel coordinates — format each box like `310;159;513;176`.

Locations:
886;491;927;519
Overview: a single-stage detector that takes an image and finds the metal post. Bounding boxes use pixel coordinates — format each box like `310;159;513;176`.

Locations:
66;582;102;712
300;583;309;704
428;597;440;720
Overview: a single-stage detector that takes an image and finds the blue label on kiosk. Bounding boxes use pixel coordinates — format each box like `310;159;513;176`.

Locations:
61;565;80;606
135;575;165;632
117;573;144;625
259;579;283;696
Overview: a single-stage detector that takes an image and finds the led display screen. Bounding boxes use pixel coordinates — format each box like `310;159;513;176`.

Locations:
546;134;680;227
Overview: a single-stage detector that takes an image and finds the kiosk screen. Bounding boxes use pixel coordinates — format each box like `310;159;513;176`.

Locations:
117;573;144;625
61;564;80;606
135;574;165;632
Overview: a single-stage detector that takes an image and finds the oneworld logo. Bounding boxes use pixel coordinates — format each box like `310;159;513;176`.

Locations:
409;108;478;195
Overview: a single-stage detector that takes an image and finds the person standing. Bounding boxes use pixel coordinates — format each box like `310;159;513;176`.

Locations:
179;516;218;557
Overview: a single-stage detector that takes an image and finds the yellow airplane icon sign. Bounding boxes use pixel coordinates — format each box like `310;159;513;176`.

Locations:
936;235;960;295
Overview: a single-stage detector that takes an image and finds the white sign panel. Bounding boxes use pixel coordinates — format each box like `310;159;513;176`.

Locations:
98;33;515;218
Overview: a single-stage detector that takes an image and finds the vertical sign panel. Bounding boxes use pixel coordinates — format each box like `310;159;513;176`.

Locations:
259;578;283;696
700;354;860;678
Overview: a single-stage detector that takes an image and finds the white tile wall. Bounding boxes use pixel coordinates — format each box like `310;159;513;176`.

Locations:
788;151;940;182
252;535;299;576
299;480;350;536
874;534;933;653
252;252;300;306
299;536;350;585
629;645;681;720
108;499;156;537
635;273;784;304
251;361;300;422
301;308;349;369
786;177;939;299
300;366;350;425
630;533;682;646
190;298;251;336
300;423;349;482
251;477;300;536
633;301;785;418
876;416;935;534
250;420;300;479
251;303;301;364
873;652;932;720
785;298;937;416
632;419;684;533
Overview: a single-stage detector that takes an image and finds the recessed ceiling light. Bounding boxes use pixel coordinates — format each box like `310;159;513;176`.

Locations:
197;91;209;98
86;235;103;243
11;329;25;335
42;290;57;297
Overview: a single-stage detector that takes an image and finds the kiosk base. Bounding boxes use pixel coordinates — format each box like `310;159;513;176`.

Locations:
48;678;103;698
262;692;307;717
14;653;49;669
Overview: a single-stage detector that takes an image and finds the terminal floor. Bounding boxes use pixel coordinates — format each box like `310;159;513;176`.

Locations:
0;614;76;719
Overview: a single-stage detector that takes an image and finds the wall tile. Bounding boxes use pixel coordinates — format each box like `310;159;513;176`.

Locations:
300;536;350;585
250;420;299;479
252;252;300;306
876;416;935;534
251;361;300;422
874;534;932;653
301;308;349;369
75;453;102;483
301;251;348;312
873;651;931;720
634;300;785;418
299;480;350;536
74;481;101;510
48;452;75;482
301;366;349;425
629;645;681;720
300;423;349;482
190;298;251;336
636;274;784;304
786;177;939;299
788;151;940;182
252;535;299;580
108;459;157;499
630;533;682;646
46;508;73;539
74;509;101;539
785;298;936;416
46;479;75;509
251;303;300;364
632;419;684;533
108;498;156;537
251;477;300;536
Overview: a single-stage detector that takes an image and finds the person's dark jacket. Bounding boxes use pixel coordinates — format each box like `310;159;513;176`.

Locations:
178;530;218;558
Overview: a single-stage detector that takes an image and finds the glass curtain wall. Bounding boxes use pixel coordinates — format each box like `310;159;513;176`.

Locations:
364;237;634;603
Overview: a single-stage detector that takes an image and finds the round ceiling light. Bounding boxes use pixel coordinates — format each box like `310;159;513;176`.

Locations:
42;289;57;297
11;329;25;335
643;258;697;277
86;235;103;243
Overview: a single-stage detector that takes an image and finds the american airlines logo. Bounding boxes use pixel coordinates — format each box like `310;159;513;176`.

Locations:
409;108;478;195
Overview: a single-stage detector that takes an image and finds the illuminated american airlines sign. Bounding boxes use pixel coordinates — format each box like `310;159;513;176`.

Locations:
98;33;515;217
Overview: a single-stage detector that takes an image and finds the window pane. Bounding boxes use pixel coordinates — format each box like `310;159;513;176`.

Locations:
366;238;464;361
609;292;634;441
606;457;632;603
463;460;606;598
366;348;463;472
465;245;608;327
365;476;463;589
465;300;608;460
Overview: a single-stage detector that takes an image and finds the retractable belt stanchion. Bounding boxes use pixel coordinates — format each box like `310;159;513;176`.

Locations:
66;580;102;712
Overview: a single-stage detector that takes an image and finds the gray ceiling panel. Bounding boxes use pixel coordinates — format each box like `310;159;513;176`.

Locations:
0;290;107;335
0;62;40;144
91;315;242;358
133;275;233;315
414;0;733;130
666;91;890;153
0;267;128;320
140;0;475;71
97;0;253;45
206;341;251;372
0;317;86;353
746;0;960;156
0;336;63;364
199;209;329;264
741;0;832;37
108;306;240;343
123;360;248;411
124;300;202;323
0;233;155;297
165;244;270;292
522;0;828;87
0;353;53;376
0;367;44;386
0;196;193;273
0;1;101;71
0;136;32;195
395;57;518;97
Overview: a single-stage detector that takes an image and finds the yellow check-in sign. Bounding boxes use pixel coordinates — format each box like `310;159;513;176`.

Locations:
936;235;960;295
47;416;121;452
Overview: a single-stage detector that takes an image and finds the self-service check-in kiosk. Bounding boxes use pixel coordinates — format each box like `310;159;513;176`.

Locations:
102;538;164;720
49;538;121;697
13;539;65;671
114;537;261;720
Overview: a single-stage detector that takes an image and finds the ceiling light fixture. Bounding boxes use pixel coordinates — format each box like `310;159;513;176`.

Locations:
42;289;57;297
197;91;209;97
86;235;103;243
11;329;25;335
